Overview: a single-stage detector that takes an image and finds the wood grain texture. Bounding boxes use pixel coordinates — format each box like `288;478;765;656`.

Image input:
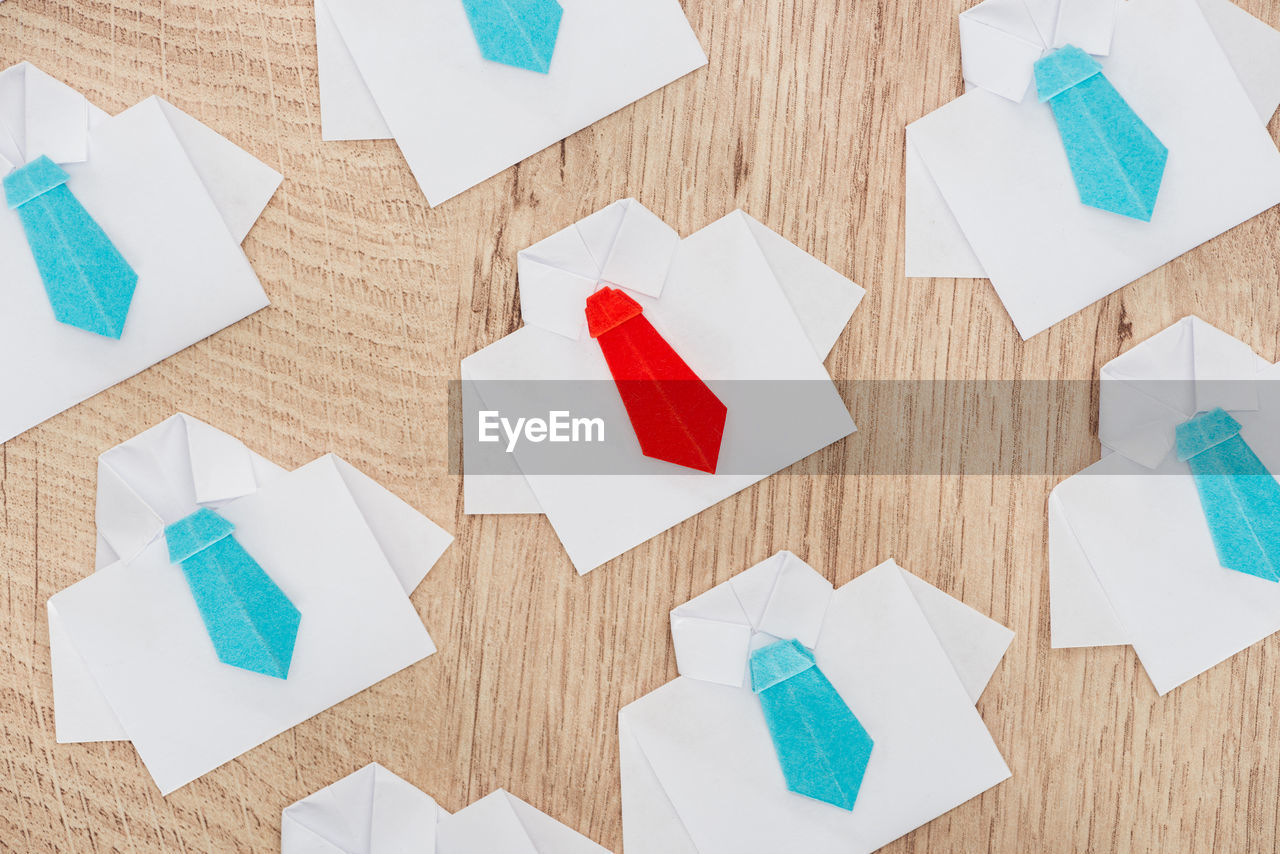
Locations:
2;0;1280;850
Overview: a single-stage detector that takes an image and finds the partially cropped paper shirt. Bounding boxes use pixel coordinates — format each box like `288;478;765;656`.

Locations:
0;62;281;442
906;0;1280;338
1049;316;1280;695
315;0;706;205
619;551;1014;854
282;763;609;854
460;200;865;574
48;414;453;794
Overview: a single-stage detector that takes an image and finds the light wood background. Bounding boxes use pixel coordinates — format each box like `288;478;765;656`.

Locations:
3;0;1280;850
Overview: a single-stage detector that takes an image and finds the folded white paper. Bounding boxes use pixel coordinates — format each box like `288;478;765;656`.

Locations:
315;0;707;206
0;62;281;442
48;414;453;794
906;0;1280;339
1049;316;1280;694
621;551;1013;854
461;200;865;574
282;762;609;853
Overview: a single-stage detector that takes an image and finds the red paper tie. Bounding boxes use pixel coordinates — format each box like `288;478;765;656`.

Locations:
586;287;727;473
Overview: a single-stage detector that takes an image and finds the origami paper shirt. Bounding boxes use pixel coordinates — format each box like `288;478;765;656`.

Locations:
282;763;610;854
620;551;1014;854
1049;316;1280;695
0;62;281;443
315;0;706;204
461;200;865;574
906;0;1280;338
48;414;454;794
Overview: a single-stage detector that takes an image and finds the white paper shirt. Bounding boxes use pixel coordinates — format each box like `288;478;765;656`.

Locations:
282;762;609;854
48;414;454;794
1049;316;1280;694
0;62;281;442
620;552;1014;854
461;200;865;574
314;0;707;205
906;0;1280;339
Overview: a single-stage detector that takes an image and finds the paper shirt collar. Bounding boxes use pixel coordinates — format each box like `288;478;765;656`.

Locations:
282;763;441;854
1098;316;1268;469
517;198;680;340
958;0;1118;102
0;62;95;176
284;763;575;854
95;413;267;566
670;551;835;689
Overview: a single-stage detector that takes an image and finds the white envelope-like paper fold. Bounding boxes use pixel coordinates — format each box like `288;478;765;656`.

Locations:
1047;488;1130;648
314;0;393;142
151;98;283;242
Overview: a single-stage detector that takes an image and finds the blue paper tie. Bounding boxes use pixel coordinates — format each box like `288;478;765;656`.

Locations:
1177;408;1280;582
4;155;138;338
460;0;563;74
749;638;874;811
1034;45;1168;222
164;508;302;679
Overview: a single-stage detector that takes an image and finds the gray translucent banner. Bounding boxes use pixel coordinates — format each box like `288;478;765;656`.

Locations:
450;379;1274;475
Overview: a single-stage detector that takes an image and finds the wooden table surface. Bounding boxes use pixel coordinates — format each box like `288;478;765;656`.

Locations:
3;0;1280;851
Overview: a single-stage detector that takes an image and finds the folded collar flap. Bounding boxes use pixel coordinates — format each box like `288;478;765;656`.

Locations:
670;551;833;688
368;764;441;854
958;0;1116;100
282;763;381;853
517;199;678;339
0;62;91;173
1099;317;1265;469
959;0;1049;101
437;790;540;854
96;414;267;564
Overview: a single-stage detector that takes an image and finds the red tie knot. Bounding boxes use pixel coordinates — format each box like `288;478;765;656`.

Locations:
585;286;644;338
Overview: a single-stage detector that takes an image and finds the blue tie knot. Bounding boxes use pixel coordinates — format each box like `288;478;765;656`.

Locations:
750;638;816;692
165;507;237;563
4;156;70;208
1034;45;1103;102
1176;408;1243;461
